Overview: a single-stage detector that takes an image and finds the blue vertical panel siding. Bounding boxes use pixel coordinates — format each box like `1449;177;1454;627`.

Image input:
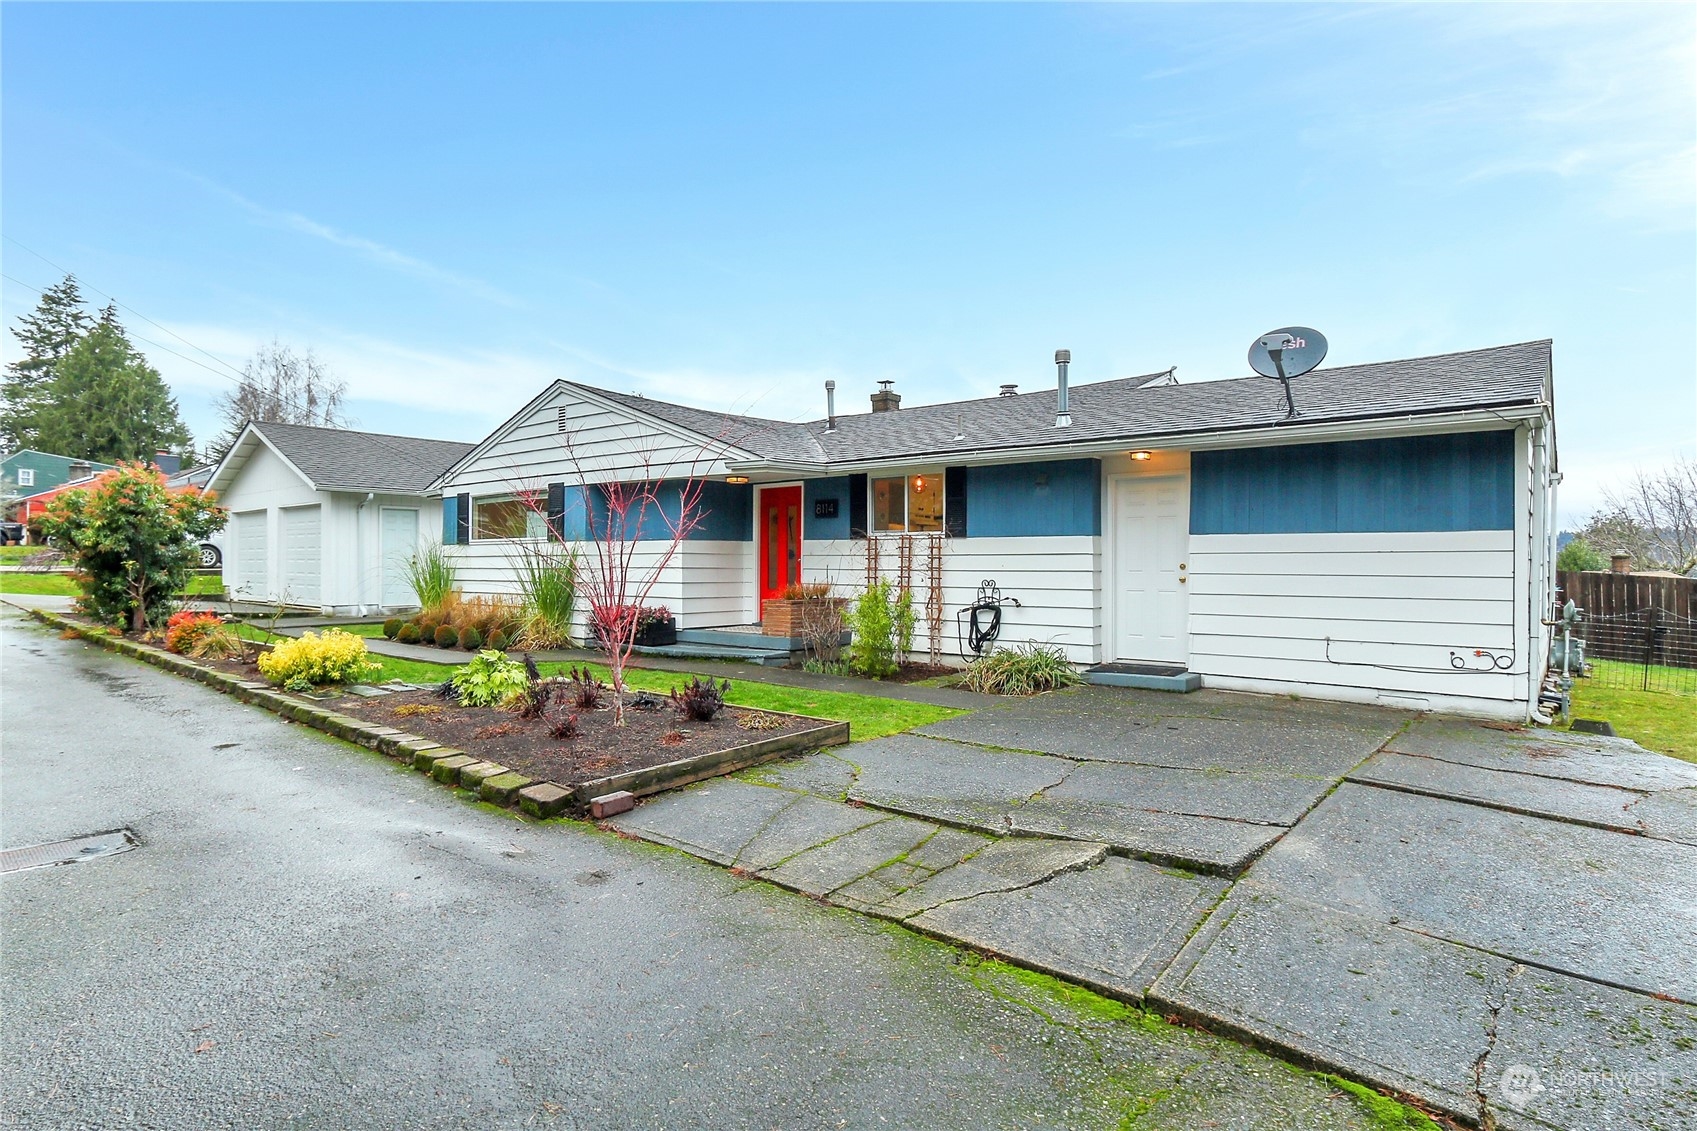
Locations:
1189;431;1515;534
804;477;852;540
589;480;752;541
550;485;591;542
965;458;1101;538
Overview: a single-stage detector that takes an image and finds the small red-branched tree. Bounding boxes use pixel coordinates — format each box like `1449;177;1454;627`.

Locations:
580;473;708;724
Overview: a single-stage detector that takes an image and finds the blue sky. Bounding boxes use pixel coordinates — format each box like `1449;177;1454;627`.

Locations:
3;2;1692;524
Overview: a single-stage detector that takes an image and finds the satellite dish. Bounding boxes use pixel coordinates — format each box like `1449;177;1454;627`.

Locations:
1247;326;1327;420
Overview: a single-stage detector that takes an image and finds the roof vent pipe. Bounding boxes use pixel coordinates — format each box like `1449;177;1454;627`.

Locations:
1054;350;1072;428
824;380;837;432
999;383;1018;397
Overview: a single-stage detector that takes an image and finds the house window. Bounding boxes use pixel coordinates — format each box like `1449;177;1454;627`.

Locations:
870;473;943;533
16;468;34;487
473;496;548;540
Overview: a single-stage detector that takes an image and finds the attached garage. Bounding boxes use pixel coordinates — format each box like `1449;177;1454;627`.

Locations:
206;421;473;614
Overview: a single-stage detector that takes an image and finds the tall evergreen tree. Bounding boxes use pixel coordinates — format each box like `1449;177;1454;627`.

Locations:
32;318;193;464
2;275;94;450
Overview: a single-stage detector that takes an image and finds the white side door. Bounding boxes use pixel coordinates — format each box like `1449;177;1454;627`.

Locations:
234;509;269;599
380;507;419;607
280;504;323;605
1112;475;1189;664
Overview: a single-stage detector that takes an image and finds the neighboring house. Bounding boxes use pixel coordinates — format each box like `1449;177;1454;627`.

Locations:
206;421;475;614
2;450;119;523
434;340;1558;721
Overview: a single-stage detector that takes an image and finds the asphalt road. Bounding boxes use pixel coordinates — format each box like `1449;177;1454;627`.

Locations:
0;609;1391;1131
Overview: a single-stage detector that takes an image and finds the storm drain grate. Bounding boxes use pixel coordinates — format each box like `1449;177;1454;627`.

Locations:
1;829;138;875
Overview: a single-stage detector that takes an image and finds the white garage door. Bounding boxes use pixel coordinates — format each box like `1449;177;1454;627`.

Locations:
281;505;322;605
380;507;419;607
1112;475;1189;665
234;510;268;599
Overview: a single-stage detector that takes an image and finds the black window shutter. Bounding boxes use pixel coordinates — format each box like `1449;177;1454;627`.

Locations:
546;482;566;541
944;467;968;537
848;473;867;539
455;492;471;544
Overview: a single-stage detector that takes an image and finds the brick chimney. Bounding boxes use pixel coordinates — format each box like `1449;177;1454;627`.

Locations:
870;380;901;413
1610;551;1633;574
68;459;91;481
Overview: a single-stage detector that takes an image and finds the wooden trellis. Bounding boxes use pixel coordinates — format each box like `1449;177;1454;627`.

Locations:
926;534;944;665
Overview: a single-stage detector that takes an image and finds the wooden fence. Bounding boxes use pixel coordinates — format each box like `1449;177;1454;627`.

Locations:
1557;570;1697;678
1557;571;1695;621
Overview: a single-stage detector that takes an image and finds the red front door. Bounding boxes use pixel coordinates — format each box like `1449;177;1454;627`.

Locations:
759;485;803;609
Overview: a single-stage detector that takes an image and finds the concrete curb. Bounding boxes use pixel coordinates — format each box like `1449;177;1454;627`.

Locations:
20;606;844;818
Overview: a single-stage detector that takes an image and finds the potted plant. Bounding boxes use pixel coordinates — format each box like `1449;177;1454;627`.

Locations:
633;605;677;647
761;582;847;638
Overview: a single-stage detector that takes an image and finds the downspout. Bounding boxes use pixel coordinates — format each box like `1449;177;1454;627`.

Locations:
357;492;375;615
1527;423;1551;724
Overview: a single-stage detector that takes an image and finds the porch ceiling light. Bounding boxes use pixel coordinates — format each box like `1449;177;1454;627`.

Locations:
1129;450;1154;461
725;475;751;484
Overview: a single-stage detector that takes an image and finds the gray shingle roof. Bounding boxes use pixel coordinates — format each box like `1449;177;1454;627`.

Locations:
255;421;476;493
594;341;1552;468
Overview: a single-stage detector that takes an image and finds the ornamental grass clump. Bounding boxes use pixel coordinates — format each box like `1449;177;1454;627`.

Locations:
257;629;378;692
404;542;458;612
512;545;578;649
957;642;1082;696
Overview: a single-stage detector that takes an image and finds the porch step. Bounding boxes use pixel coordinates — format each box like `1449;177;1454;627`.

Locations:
674;626;850;652
1083;662;1201;693
632;640;793;666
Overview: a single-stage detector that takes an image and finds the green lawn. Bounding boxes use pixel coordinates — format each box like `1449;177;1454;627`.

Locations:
0;572;224;597
1569;675;1696;764
0;545;48;563
235;624;960;740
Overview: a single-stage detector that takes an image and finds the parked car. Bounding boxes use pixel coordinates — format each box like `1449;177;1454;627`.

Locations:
197;530;224;569
0;521;24;546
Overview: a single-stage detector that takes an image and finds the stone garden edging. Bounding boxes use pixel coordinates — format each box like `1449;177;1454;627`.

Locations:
23;607;848;818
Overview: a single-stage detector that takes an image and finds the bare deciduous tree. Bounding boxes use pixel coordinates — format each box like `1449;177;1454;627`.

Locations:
212;341;348;459
1581;457;1697;574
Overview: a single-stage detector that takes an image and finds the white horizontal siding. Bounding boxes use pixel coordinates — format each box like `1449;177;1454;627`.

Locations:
1187;529;1524;711
803;534;1101;664
445;538;752;631
442;386;736;495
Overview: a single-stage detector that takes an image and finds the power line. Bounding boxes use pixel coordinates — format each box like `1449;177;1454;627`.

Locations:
3;251;448;475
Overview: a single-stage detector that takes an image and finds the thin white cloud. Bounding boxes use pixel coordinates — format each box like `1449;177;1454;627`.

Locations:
176;169;524;308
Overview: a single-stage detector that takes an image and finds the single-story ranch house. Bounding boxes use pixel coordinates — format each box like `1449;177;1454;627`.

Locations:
433;340;1558;721
207;421;474;614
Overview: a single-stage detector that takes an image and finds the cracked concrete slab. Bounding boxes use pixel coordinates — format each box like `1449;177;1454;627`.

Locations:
918;685;1402;776
879;837;1108;918
1037;758;1328;826
1008;799;1286;876
1349;750;1665;838
912;856;1228;1000
732;793;888;872
739;750;860;799
759;814;939;897
607;778;798;864
1387;717;1697;793
1249;783;1697;1002
845;734;1074;831
1481;967;1697;1131
1149;887;1515;1121
1628;787;1697;846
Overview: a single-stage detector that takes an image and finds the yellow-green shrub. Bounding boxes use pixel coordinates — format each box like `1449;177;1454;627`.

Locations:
258;629;378;691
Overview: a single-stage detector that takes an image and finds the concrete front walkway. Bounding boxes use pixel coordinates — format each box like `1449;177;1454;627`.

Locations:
610;685;1697;1130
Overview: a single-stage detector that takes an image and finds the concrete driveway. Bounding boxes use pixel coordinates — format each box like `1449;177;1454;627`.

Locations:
612;685;1697;1130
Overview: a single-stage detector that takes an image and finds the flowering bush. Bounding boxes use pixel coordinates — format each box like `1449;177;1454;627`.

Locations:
164;610;223;655
258;629;378;691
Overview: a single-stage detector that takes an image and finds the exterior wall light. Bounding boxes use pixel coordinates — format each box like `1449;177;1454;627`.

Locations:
1129;450;1154;461
726;475;751;484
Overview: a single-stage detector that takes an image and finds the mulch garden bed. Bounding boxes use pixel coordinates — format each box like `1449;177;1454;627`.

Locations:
325;687;822;787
